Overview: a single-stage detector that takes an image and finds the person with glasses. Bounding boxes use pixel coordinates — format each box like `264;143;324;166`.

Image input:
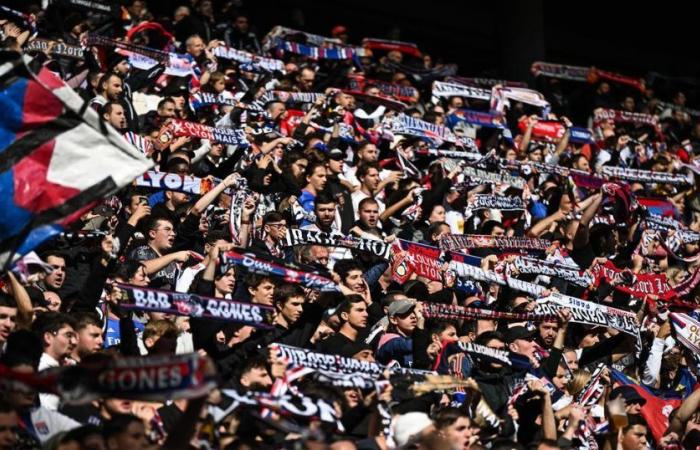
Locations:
129;215;192;288
250;211;292;263
32;313;79;411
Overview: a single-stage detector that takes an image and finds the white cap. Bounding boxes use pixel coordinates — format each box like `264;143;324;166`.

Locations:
392;412;433;448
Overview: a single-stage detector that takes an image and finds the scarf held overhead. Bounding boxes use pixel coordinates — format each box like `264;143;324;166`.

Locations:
221;250;339;292
283;229;392;259
117;283;275;328
534;293;639;337
440;234;551;252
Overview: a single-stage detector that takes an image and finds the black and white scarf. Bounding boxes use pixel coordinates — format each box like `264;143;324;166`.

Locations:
283;229;392;259
601;166;692;186
534;293;639;337
467;195;525;211
213;388;343;431
459;166;526;190
431;81;491;101
511;256;594;288
25;39;84;59
382;113;457;145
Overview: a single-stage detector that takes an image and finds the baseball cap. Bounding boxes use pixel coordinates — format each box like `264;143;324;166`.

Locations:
328;148;345;160
503;326;536;344
609;386;647;406
387;299;416;317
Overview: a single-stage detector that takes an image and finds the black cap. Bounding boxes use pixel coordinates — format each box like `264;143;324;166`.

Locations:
503;326;536;344
609;386;646;406
328;148;344;160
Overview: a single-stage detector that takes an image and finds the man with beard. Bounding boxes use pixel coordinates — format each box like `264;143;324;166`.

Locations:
89;73;123;111
345;141;396;188
235;354;272;391
33;313;78;410
302;193;350;268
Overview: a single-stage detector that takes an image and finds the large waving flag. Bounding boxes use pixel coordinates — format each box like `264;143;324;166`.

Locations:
0;51;153;266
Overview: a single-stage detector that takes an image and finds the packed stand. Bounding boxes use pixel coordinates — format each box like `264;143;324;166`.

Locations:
3;2;700;449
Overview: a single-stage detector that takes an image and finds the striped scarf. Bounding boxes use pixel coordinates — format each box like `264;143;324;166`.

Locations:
431;81;490;101
212;46;285;73
423;303;555;322
84;34;169;63
383;113;457;144
123;131;153;155
275;39;359;60
445;109;512;141
263;26;343;50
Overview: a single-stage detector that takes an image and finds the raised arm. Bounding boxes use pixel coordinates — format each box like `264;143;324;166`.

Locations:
192;173;241;216
572;192;603;249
